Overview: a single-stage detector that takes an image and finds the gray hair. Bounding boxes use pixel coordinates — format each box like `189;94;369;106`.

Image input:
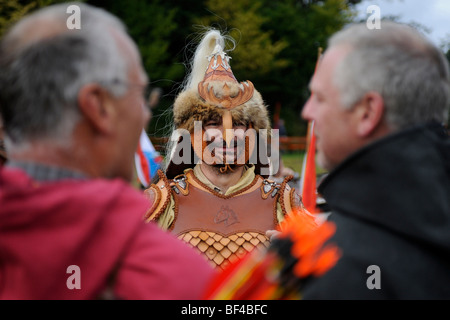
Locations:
0;2;130;150
329;21;450;130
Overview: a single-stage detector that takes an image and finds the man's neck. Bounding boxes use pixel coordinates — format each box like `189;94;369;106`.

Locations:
7;159;87;181
7;141;97;178
199;163;245;193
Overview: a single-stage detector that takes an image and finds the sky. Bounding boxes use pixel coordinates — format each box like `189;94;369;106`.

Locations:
354;0;450;50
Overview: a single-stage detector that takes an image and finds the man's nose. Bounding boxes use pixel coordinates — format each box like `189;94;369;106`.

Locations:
301;97;314;121
222;110;234;147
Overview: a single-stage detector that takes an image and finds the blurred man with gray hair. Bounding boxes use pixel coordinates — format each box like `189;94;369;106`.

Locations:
0;2;215;299
300;21;450;299
205;20;450;301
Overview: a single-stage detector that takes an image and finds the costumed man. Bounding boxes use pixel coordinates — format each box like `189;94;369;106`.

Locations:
143;29;315;270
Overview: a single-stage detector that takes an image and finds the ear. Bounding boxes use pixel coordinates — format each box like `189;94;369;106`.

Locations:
355;91;385;137
77;84;116;134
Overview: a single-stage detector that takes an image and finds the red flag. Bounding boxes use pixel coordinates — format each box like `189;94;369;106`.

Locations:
300;48;322;213
300;121;317;213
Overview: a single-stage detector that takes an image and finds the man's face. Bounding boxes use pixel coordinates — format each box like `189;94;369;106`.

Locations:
108;33;151;181
202;116;249;167
301;45;360;171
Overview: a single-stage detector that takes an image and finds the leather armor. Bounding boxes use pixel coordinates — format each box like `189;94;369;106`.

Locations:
144;169;301;270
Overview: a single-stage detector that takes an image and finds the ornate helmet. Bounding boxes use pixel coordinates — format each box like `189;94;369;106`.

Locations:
165;29;272;179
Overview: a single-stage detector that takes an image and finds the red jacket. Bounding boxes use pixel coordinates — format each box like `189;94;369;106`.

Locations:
0;167;216;299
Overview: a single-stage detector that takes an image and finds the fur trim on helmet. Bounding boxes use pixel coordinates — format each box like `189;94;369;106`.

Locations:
173;87;271;134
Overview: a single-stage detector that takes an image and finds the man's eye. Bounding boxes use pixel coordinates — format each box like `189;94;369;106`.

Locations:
233;122;248;129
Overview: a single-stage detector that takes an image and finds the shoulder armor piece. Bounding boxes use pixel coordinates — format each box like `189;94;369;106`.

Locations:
260;178;281;199
278;175;304;217
171;174;189;196
143;170;172;222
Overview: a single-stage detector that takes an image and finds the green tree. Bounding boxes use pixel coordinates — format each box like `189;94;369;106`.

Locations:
87;0;359;137
0;0;67;36
192;0;357;136
0;0;33;36
257;0;357;135
1;0;361;137
196;0;288;80
88;0;181;88
87;0;185;136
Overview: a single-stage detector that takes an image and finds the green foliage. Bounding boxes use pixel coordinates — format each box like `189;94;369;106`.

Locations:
1;0;360;137
190;0;356;136
0;0;39;36
257;0;356;135
88;0;182;89
198;0;288;78
281;151;327;175
0;0;81;36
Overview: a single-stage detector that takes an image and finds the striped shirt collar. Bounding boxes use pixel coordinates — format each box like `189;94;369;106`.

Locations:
6;160;87;182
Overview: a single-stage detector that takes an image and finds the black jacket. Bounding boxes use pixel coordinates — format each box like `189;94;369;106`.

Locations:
302;123;450;299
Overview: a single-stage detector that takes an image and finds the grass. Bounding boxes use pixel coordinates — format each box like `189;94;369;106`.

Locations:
281;151;328;176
